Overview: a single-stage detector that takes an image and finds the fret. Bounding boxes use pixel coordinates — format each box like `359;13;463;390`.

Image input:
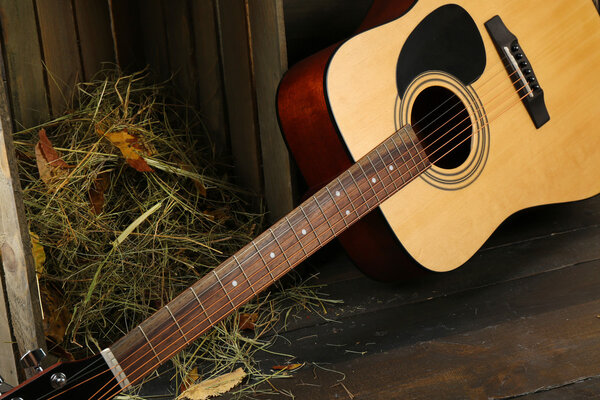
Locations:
367;154;389;195
397;131;419;173
392;133;414;178
404;126;425;167
383;142;406;185
325;186;348;227
285;216;308;255
299;204;322;245
269;228;292;267
347;170;369;209
357;161;381;203
313;195;336;235
213;270;235;308
375;147;398;190
165;305;189;342
138;326;161;364
189;287;213;324
337;177;358;218
252;241;276;280
234;255;256;295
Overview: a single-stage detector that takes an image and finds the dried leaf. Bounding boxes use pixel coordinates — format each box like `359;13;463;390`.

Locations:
271;363;304;372
239;313;258;331
30;231;46;275
98;127;153;172
40;284;71;344
178;368;246;400
88;172;111;215
180;367;200;393
35;129;72;186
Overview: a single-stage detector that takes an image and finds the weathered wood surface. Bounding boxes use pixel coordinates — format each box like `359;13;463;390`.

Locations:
0;54;46;376
262;195;600;399
192;0;228;155
216;0;263;201
0;0;49;129
0;264;17;386
35;0;83;115
248;0;295;220
74;0;115;80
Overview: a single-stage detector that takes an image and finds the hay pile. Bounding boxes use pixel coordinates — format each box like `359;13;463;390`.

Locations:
14;70;335;397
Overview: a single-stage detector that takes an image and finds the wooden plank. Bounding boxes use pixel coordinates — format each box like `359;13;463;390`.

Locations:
0;52;46;374
73;0;115;80
0;265;18;386
163;0;197;102
0;0;50;129
267;260;600;398
35;0;83;115
247;0;294;221
138;0;170;82
215;0;263;200
191;0;228;155
107;0;144;72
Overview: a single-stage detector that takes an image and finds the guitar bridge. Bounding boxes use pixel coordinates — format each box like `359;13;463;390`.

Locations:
485;15;550;129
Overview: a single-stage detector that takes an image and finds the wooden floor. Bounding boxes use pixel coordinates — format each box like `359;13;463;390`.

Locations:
256;194;600;399
142;194;600;399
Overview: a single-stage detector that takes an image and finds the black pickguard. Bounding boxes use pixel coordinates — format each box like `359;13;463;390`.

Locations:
396;4;486;97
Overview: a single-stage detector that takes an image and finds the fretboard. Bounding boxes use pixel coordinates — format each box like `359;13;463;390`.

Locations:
108;124;430;386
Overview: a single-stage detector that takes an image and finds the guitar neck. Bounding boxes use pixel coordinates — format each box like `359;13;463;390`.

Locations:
107;124;430;386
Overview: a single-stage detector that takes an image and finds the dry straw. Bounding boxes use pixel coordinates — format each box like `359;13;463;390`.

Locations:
14;69;338;398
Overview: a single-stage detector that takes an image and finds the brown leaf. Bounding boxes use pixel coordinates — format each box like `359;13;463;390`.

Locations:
98;127;153;172
40;284;72;345
35;129;73;186
239;313;258;331
89;172;111;215
271;363;304;372
180;367;200;393
178;368;246;400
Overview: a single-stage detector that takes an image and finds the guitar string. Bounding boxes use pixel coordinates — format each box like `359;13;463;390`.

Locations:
88;19;584;394
84;67;520;400
91;78;537;400
37;16;588;398
95;85;531;400
86;25;580;396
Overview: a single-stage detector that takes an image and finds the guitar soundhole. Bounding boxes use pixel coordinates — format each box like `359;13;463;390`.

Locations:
411;86;471;170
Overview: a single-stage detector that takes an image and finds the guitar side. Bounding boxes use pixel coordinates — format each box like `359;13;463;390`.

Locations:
277;0;426;281
325;0;600;271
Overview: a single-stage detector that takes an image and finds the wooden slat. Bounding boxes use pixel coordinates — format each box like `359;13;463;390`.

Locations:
215;0;263;200
35;0;83;115
0;52;46;375
0;266;18;386
247;0;294;221
107;0;144;72
73;0;115;80
191;0;228;155
0;0;50;129
163;0;197;103
138;0;170;82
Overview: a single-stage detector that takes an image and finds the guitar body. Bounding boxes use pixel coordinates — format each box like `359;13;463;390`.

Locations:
277;0;600;275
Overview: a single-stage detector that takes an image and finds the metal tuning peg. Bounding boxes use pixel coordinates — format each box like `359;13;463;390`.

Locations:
20;348;46;373
0;374;14;394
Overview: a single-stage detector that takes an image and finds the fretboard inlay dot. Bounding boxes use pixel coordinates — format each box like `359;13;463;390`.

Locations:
335;191;340;197
301;229;307;235
345;210;350;215
232;280;238;287
371;177;377;183
389;165;394;171
270;252;275;259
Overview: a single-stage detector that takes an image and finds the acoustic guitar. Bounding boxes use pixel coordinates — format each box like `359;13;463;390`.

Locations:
3;0;600;398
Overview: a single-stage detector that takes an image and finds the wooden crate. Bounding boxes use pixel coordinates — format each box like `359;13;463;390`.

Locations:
0;0;349;383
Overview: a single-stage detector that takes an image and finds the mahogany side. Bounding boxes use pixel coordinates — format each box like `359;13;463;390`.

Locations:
276;0;425;281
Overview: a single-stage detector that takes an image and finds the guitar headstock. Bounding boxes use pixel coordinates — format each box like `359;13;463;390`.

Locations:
0;354;122;400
